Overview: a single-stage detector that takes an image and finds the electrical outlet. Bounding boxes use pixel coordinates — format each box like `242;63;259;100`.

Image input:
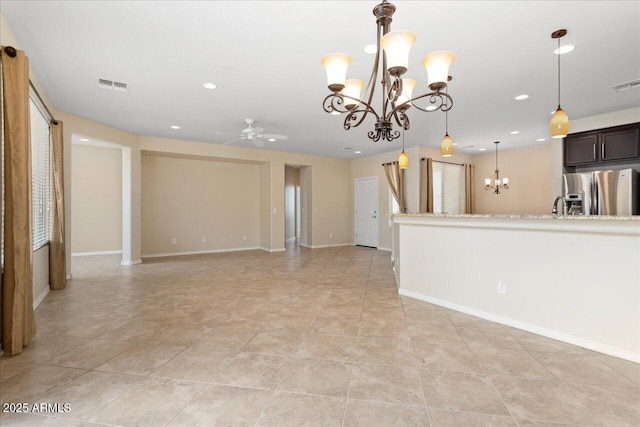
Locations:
220;235;225;242
201;236;206;243
329;232;333;238
498;281;507;295
172;238;177;244
242;235;247;241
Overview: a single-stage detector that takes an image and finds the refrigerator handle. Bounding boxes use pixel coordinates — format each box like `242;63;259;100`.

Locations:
591;177;598;215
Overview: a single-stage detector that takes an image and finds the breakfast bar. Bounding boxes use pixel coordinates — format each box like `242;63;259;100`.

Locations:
391;214;640;362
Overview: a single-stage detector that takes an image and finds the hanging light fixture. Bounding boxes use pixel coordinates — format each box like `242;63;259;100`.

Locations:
321;0;455;142
440;77;453;157
399;129;408;169
484;141;509;195
550;29;570;138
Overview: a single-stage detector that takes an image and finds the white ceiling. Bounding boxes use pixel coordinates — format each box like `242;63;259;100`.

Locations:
2;1;639;158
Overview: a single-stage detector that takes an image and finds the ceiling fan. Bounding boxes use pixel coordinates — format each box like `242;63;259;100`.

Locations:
218;119;288;147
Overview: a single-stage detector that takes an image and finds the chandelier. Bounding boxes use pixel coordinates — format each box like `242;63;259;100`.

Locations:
321;0;455;143
485;141;509;195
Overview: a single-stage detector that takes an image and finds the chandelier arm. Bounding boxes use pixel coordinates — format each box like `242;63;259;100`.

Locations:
323;93;350;114
402;91;453;114
391;108;410;130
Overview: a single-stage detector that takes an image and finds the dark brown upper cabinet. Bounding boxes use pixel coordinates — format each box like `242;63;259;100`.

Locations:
564;123;640;166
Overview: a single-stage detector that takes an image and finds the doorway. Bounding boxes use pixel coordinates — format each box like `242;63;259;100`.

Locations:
354;177;378;248
284;165;301;245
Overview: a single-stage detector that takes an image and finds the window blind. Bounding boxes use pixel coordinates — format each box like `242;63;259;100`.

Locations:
30;98;51;251
432;162;465;214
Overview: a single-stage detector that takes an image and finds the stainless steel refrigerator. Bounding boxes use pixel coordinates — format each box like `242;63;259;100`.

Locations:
563;168;639;215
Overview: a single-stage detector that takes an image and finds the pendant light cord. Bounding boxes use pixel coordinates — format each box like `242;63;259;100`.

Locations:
445;85;449;134
557;37;561;107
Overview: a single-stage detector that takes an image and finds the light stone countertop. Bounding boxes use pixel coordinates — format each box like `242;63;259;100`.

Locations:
391;213;640;221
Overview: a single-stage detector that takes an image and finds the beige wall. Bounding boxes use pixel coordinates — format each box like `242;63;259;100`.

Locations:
474;143;552;215
140;137;352;250
71;144;123;253
53;110;142;269
141;153;261;256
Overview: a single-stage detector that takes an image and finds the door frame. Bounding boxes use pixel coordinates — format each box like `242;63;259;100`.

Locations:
354;176;379;248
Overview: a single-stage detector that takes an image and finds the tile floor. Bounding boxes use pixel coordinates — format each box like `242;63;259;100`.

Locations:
0;246;638;426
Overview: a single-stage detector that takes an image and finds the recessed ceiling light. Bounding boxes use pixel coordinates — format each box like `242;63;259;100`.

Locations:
555;45;575;55
268;138;276;142
331;111;340;116
203;82;217;89
426;105;437;111
515;94;529;100
354;151;362;154
453;143;459;146
479;148;487;151
537;138;546;142
170;125;181;129
80;138;89;142
510;131;520;134
363;44;377;54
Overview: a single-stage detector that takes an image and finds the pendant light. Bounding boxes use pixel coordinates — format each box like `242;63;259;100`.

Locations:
550;29;570;138
440;77;453;157
399;128;408;169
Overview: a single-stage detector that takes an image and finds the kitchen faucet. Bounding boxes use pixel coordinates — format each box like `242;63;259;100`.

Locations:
552;195;568;216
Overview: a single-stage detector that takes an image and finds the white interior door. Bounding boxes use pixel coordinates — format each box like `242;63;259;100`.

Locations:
355;177;378;248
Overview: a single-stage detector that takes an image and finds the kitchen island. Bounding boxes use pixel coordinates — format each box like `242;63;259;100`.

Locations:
391;214;640;362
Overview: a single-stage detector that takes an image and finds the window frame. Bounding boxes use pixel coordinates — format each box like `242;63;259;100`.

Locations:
29;96;52;252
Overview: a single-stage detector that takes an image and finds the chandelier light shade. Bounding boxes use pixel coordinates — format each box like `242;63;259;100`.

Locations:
380;30;416;76
422;51;455;90
343;79;365;109
550;29;570;139
396;78;416;107
321;0;455;143
321;53;352;92
485;141;509;194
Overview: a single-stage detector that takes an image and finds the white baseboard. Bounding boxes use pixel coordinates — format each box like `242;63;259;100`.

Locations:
377;246;392;252
398;288;640;363
260;247;286;253
142;247;260;259
72;250;122;257
121;259;142;266
301;243;355;249
33;286;50;309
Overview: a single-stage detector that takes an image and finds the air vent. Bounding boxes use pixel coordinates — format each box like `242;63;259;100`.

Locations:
113;81;128;92
98;78;129;92
98;79;113;90
611;79;640;92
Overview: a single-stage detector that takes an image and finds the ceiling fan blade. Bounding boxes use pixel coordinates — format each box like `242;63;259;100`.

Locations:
223;136;244;145
253;139;265;148
256;134;288;140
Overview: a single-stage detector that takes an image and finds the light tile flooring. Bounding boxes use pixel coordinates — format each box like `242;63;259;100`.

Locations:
1;246;638;426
